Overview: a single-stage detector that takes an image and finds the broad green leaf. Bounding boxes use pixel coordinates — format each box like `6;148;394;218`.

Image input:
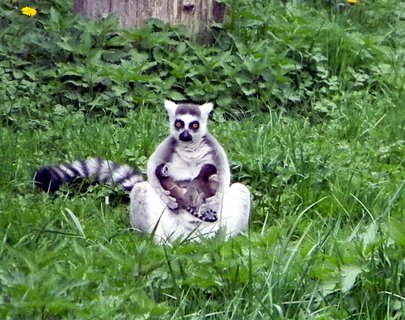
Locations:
388;220;405;247
341;265;362;294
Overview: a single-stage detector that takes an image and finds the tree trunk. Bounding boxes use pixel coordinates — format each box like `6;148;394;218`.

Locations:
73;0;226;35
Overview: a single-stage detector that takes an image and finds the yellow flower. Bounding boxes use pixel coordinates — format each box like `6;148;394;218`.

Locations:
21;6;37;17
347;0;358;4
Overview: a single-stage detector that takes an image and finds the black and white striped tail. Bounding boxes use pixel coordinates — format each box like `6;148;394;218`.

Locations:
34;158;144;193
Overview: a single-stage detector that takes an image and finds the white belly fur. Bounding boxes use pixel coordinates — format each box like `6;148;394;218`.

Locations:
167;144;213;181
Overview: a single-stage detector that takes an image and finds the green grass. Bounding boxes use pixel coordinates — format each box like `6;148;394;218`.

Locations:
1;99;403;319
1;0;404;319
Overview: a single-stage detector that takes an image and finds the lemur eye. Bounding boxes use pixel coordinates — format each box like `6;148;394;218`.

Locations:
190;121;199;130
174;120;184;129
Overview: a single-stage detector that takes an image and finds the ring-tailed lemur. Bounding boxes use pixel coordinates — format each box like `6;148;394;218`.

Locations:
34;101;251;242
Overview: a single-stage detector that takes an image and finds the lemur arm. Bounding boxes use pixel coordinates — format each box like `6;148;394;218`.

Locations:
155;163;189;209
203;135;231;204
147;137;179;210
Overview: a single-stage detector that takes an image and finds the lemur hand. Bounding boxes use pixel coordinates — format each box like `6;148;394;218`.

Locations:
161;189;179;210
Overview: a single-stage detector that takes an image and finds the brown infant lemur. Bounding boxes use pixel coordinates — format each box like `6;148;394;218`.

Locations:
155;163;218;219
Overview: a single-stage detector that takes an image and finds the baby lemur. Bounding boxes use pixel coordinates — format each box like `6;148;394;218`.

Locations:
155;163;218;222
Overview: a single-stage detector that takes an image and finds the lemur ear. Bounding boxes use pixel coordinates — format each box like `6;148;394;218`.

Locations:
200;103;214;118
164;100;177;117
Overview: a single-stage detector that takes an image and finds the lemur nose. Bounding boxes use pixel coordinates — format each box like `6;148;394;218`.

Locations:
179;130;192;142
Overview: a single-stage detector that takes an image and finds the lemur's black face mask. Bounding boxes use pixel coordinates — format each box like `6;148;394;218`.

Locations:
174;119;200;142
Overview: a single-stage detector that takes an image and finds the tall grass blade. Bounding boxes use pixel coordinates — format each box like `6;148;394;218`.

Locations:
65;208;86;238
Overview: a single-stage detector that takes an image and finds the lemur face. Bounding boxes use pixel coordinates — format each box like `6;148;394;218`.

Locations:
173;115;200;142
164;101;213;143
